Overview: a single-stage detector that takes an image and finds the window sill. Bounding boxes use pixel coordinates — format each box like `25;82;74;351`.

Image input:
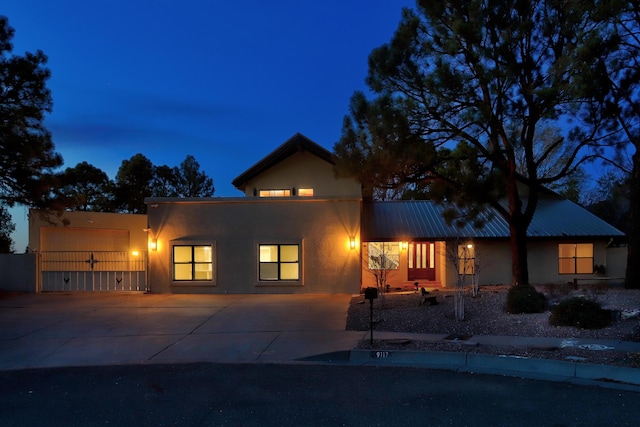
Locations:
256;281;303;287
171;281;216;287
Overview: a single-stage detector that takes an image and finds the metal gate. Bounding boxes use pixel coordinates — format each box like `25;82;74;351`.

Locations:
40;251;147;292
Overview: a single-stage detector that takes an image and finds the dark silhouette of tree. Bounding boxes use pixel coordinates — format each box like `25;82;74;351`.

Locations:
586;1;640;288
151;165;178;197
114;154;154;214
173;155;215;197
0;204;14;253
334;0;619;286
58;162;113;211
0;16;63;209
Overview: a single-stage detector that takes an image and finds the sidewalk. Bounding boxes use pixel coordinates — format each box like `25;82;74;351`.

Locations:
348;330;640;391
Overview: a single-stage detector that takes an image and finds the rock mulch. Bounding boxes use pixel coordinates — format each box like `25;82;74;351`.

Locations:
346;285;640;368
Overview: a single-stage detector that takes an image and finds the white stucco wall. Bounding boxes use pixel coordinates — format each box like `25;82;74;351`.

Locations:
147;198;361;294
241;151;361;198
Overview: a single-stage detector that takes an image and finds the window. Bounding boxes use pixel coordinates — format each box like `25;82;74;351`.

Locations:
297;188;314;196
259;189;291;197
458;244;475;275
559;243;593;274
259;244;300;281
173;245;213;281
367;242;400;270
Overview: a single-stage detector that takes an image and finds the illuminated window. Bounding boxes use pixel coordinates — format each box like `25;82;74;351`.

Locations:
173;245;213;281
298;188;314;196
559;243;593;274
458;244;475;275
259;244;300;281
367;242;400;270
259;189;291;197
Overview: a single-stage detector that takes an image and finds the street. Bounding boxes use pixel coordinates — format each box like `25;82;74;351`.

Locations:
1;363;638;426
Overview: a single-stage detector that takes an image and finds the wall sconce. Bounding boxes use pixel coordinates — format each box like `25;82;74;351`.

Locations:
149;239;158;252
131;250;140;257
401;241;408;251
349;237;357;250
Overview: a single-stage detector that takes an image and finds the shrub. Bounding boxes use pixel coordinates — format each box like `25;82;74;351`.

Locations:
506;285;546;314
549;297;612;329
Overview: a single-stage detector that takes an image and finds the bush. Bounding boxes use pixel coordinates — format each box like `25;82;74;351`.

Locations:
549;297;612;329
506;285;546;314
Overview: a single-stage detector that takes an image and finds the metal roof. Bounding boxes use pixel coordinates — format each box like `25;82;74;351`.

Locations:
362;197;625;241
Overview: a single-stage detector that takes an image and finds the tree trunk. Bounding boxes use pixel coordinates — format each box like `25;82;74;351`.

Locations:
626;150;640;289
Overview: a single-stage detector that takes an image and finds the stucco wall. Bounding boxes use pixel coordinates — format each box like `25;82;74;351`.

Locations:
29;210;148;253
0;253;36;292
147;198;361;294
442;239;622;287
241;151;361;198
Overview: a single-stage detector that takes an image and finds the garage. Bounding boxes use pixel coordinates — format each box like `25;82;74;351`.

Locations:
30;211;148;292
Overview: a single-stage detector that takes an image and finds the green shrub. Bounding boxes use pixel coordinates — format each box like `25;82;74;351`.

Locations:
506;285;546;314
549;297;612;329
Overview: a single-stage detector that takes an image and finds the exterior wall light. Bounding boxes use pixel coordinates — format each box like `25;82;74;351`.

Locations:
350;237;357;250
149;239;158;252
401;241;408;251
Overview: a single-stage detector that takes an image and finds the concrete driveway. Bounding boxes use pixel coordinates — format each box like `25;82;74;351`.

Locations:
0;292;366;370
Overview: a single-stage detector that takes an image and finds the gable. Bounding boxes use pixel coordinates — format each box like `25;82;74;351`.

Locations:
232;133;361;198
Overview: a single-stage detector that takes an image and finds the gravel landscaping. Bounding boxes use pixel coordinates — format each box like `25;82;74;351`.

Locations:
346;285;640;368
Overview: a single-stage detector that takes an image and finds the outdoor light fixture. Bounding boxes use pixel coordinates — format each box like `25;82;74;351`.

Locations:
349;237;357;250
131;250;139;257
149;239;158;252
401;241;408;251
467;243;473;249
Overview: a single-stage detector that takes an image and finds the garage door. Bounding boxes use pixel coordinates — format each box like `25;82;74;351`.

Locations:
39;227;147;292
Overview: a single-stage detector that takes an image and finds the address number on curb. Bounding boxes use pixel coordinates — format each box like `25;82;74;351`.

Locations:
371;351;390;359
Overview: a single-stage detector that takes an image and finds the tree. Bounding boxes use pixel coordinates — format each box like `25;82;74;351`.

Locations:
335;0;618;286
0;204;14;253
589;1;640;288
173;155;215;198
151;164;178;197
114;154;154;214
58;162;113;211
0;16;63;208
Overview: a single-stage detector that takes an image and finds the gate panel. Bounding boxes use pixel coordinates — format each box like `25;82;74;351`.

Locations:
40;251;146;292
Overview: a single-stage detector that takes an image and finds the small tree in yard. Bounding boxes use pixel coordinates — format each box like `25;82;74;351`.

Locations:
364;242;400;306
447;239;480;321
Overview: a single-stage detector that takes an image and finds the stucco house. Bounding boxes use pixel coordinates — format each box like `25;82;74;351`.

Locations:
24;133;626;294
144;133;626;294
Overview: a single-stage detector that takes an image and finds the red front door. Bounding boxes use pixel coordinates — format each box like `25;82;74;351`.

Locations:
408;242;435;281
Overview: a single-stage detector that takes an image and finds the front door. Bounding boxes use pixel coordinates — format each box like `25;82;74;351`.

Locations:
408;242;435;281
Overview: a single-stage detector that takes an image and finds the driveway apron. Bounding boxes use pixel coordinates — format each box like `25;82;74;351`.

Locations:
0;293;363;370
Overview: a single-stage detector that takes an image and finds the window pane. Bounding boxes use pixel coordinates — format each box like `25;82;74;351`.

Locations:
174;246;192;262
260;263;278;280
558;244;575;258
194;246;211;262
174;264;193;280
576;244;593;257
559;258;575;274
577;258;593;274
280;245;298;262
280;263;299;280
298;188;314;196
194;263;212;280
260;245;278;262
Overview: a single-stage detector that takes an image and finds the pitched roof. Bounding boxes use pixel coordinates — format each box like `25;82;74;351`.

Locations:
362;197;624;241
232;133;334;191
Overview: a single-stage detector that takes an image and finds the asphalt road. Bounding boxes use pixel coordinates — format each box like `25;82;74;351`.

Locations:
1;363;638;426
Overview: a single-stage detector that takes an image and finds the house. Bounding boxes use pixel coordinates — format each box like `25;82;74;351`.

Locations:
22;133;626;294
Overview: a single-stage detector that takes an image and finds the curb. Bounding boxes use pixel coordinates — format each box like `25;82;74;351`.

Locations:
350;349;640;390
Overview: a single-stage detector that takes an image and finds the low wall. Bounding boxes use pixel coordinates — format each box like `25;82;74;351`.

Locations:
0;253;36;292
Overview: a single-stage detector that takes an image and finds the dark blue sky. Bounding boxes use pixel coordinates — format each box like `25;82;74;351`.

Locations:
5;0;414;250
